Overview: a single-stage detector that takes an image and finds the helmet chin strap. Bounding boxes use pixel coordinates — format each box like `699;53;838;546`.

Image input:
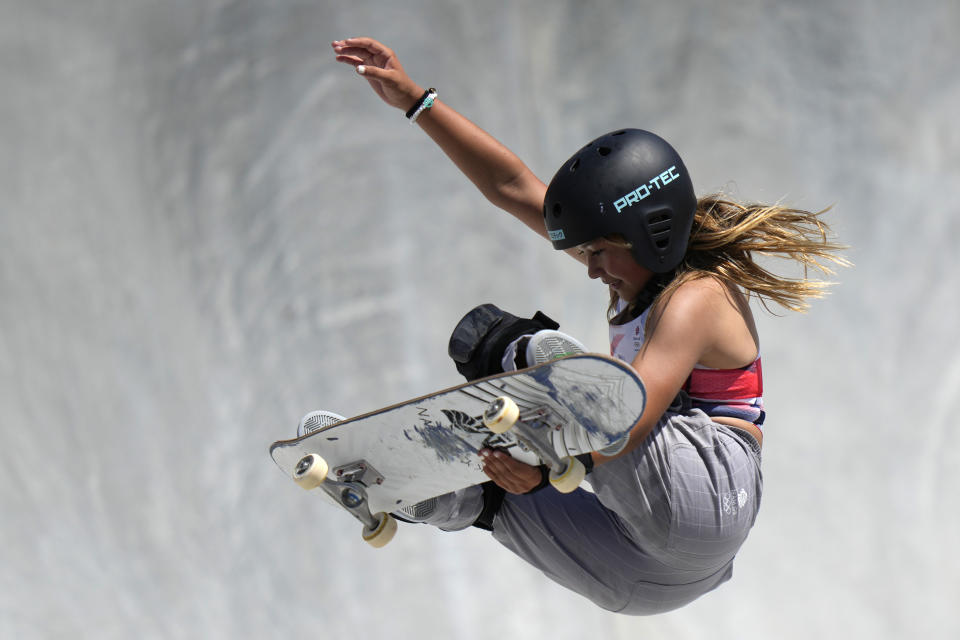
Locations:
619;270;676;321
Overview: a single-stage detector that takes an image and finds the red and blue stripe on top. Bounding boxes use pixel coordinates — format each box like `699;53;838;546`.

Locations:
682;358;765;426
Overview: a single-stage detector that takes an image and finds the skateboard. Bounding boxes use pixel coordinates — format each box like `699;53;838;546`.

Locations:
269;354;646;547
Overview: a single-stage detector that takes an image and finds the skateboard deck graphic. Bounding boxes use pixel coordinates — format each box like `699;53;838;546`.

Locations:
270;354;645;545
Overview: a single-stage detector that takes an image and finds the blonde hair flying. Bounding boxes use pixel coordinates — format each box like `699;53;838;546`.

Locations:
611;194;850;318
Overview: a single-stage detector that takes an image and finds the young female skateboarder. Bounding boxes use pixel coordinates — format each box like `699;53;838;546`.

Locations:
328;36;847;614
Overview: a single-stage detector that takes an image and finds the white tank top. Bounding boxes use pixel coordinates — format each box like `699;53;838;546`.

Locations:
608;301;649;364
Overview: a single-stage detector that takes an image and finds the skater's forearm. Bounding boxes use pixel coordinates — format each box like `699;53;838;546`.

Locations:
416;101;548;239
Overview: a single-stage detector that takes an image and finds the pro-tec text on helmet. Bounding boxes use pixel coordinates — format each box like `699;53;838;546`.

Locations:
613;166;682;214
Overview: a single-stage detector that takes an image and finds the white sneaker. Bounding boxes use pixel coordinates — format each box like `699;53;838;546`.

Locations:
297;410;345;438
395;485;484;532
502;329;587;371
524;329;587;365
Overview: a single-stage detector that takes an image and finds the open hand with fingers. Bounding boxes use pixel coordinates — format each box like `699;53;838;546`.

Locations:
331;37;424;112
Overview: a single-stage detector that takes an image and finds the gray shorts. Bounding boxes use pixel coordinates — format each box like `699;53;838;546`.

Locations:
491;403;763;615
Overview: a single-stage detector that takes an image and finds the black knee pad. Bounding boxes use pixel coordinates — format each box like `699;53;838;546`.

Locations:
447;303;560;381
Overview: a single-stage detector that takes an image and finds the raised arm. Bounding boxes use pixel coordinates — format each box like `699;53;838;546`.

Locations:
332;37;549;240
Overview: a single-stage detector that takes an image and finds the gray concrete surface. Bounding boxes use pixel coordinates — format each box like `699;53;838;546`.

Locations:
2;1;958;638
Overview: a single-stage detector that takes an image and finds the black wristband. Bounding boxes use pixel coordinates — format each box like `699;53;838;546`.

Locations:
523;466;551;494
405;89;434;119
576;452;595;474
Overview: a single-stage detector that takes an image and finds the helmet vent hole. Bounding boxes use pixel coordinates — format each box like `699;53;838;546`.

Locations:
569;159;580;172
648;213;673;250
598;146;612;157
552;203;562;218
612;130;626;136
648;214;670;225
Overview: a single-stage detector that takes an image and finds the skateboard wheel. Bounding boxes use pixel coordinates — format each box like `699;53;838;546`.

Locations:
483;396;519;434
293;453;329;490
549;456;586;494
362;513;398;548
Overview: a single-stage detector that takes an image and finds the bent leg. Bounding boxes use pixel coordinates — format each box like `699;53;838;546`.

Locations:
491;409;762;614
492;487;734;615
590;409;763;570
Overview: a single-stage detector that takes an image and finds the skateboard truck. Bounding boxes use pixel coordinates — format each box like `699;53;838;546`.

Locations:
333;460;385;487
483;396;587;493
294;454;398;548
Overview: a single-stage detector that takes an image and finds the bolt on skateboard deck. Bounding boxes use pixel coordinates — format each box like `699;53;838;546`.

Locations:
269;353;646;547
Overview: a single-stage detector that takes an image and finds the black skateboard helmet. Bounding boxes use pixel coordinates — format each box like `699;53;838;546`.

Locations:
543;129;697;273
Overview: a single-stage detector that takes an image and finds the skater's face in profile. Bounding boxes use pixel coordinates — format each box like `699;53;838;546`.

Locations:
578;238;653;301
